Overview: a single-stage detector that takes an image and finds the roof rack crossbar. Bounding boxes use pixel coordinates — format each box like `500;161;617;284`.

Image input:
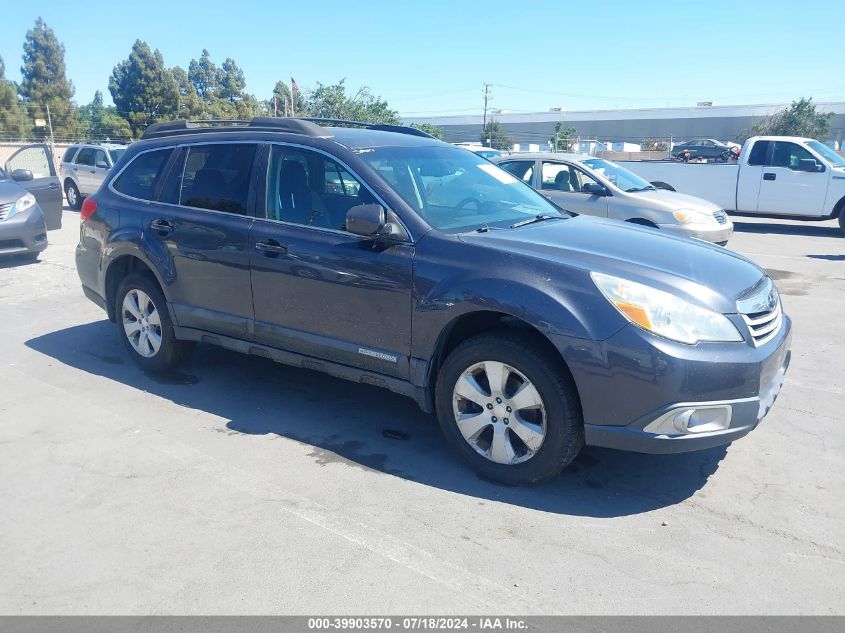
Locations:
141;118;329;140
300;118;434;138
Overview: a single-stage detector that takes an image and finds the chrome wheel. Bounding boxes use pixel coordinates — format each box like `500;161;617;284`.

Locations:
66;184;78;207
122;289;162;358
452;360;546;465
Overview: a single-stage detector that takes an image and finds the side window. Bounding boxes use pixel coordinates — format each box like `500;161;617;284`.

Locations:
747;141;770;166
7;146;52;178
112;149;173;200
499;160;534;183
771;142;814;170
75;148;94;166
180;144;257;214
571;168;600;193
94;149;108;168
62;146;78;163
541;162;575;192
266;145;375;230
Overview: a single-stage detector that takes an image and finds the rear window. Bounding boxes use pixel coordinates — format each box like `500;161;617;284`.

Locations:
62;146;78;163
112;149;173;200
179;144;257;214
747;141;771;166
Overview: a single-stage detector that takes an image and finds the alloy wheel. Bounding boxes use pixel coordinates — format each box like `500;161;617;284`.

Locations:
122;289;162;358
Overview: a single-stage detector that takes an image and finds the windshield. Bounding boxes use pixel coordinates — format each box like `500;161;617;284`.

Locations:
357;145;566;232
109;148;126;164
581;158;655;192
807;140;845;168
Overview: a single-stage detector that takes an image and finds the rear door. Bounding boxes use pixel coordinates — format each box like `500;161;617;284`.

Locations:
137;142;259;339
90;148;111;192
4;143;62;230
756;140;829;215
73;147;97;194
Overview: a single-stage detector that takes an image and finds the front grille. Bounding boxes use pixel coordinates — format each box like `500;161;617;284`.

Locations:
0;239;26;250
737;277;782;346
0;202;12;221
713;210;728;225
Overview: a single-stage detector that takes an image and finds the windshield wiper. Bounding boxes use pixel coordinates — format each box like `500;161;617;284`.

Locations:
625;186;656;192
509;214;563;229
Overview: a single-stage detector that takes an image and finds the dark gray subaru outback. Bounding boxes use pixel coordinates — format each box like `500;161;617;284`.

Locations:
75;118;791;484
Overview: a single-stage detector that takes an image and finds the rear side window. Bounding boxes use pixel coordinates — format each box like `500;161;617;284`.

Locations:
499;160;534;183
747;141;770;166
180;144;257;214
112;149;173;200
75;147;94;166
62;146;78;163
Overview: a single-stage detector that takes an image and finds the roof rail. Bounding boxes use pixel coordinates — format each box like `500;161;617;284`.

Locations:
141;118;330;140
300;118;435;139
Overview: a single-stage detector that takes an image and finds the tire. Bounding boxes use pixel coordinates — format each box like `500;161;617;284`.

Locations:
65;181;82;210
434;331;583;485
115;273;192;371
839;209;845;235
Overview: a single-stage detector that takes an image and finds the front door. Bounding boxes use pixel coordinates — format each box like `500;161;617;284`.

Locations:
4;144;62;230
539;160;609;217
249;144;414;379
756;140;829;215
135;143;258;339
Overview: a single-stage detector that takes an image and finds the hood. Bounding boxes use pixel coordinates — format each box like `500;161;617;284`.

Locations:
460;215;764;314
0;180;26;205
628;189;722;212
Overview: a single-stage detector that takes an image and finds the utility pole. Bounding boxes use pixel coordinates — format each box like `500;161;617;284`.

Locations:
482;83;492;146
45;103;55;155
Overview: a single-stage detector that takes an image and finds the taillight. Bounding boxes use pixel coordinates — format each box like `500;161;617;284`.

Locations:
80;197;98;222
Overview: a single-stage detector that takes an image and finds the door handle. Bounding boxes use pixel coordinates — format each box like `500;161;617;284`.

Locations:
150;218;174;236
255;239;287;256
48;182;60;189
763;173;776;181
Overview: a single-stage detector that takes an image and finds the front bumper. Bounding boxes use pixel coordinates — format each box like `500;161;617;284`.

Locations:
0;205;48;256
561;315;792;454
658;221;733;245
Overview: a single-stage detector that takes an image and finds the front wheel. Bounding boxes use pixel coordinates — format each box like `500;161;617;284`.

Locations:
65;181;82;210
435;332;583;485
116;273;192;371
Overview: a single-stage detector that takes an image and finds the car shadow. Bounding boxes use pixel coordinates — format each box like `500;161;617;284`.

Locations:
730;220;842;238
26;321;728;518
807;254;845;261
0;255;40;269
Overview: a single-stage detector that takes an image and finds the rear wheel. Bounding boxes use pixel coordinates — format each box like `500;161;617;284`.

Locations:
65;181;82;210
116;273;192;371
435;331;583;485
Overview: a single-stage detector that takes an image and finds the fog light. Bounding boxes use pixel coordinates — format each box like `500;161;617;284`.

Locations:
644;405;732;435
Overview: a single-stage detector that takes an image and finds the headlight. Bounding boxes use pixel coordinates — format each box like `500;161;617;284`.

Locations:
5;192;36;220
591;272;743;344
672;208;713;224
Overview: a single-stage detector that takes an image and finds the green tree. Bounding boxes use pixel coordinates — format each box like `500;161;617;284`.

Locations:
78;90;132;141
219;58;246;103
18;18;80;138
0;55;29;139
410;122;443;139
480;120;512;150
550;121;577;152
269;80;305;116
304;79;400;124
750;97;834;141
188;49;221;103
109;40;178;137
171;66;205;119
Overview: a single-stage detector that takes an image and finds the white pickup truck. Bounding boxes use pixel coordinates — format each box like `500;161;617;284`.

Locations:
621;136;845;235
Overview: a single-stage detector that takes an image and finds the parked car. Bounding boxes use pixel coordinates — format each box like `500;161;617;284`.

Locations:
60;142;127;210
672;138;732;160
75;118;791;485
621;136;845;235
493;153;733;245
454;143;504;160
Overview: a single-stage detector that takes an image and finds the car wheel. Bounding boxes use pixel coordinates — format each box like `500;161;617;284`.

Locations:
839;209;845;235
116;273;192;371
65;181;82;210
435;331;583;485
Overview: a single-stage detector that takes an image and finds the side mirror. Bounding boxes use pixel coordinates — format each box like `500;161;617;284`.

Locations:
346;204;404;241
798;158;823;172
11;169;34;182
582;182;607;196
95;161;109;170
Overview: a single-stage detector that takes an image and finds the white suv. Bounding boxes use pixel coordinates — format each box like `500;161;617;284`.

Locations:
60;143;127;209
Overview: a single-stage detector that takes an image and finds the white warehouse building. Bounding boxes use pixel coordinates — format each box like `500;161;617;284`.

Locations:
402;102;845;150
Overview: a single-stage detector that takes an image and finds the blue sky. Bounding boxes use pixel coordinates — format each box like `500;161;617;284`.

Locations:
1;0;843;116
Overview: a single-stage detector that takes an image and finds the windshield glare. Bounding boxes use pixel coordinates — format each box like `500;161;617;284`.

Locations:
581;158;654;192
807;140;845;168
358;145;565;232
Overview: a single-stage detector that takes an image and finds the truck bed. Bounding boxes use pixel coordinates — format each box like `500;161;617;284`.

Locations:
619;161;739;211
